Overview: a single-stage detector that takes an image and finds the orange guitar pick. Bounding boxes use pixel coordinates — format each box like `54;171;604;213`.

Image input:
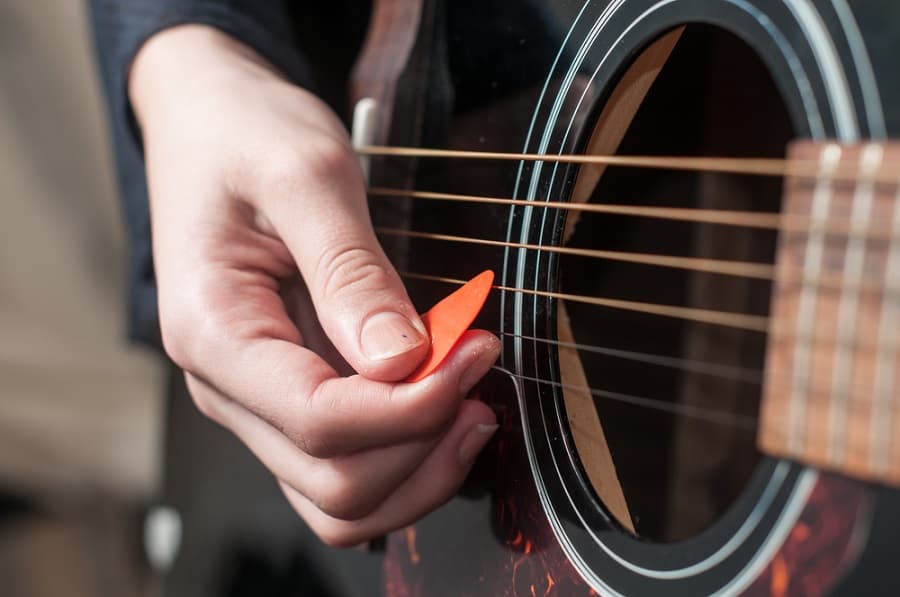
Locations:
405;270;494;383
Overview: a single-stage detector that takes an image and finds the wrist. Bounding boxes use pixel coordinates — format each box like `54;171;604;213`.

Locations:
128;24;284;128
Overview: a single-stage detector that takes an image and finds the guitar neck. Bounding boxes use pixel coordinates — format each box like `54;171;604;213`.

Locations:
761;140;900;487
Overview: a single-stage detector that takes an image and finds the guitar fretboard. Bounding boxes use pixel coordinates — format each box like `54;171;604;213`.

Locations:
760;140;900;487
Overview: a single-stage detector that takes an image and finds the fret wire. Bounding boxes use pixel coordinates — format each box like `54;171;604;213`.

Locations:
785;144;842;455
827;145;884;465
870;174;900;476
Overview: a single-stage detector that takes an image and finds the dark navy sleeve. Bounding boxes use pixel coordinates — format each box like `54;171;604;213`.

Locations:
88;1;315;346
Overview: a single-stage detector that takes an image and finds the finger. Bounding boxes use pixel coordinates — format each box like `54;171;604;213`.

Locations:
186;374;446;520
230;329;500;457
279;276;351;376
251;136;429;382
160;220;499;458
279;399;498;547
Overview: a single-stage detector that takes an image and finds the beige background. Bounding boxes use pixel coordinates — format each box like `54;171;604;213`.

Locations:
0;0;164;504
0;4;385;596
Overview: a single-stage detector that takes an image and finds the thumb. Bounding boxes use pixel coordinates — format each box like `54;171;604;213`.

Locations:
258;140;429;381
307;236;429;382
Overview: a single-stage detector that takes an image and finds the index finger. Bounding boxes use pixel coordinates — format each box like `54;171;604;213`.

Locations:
227;329;500;458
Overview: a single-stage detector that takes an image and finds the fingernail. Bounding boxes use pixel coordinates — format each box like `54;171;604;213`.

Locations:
360;312;426;361
459;337;501;395
459;424;499;467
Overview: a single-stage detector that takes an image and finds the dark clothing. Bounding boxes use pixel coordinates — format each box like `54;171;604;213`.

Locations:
88;0;556;345
88;1;369;344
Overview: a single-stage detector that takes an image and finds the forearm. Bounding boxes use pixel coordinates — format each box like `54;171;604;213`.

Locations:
129;25;287;132
88;0;314;344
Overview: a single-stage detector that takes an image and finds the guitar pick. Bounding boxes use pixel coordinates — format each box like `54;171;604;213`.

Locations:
405;270;495;383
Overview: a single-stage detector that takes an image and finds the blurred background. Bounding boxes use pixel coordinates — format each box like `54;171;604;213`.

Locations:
0;0;165;594
0;2;380;595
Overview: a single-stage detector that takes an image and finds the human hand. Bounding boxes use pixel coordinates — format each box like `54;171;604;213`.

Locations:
129;25;499;546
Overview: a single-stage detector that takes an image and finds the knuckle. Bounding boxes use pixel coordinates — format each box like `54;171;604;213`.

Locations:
304;137;356;181
263;138;354;197
291;425;335;459
288;382;342;458
157;282;220;373
401;386;457;438
415;399;453;436
158;303;198;371
281;484;362;548
316;246;393;303
314;470;377;521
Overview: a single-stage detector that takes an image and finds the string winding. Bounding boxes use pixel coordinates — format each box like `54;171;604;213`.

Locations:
368;187;899;240
359;145;900;184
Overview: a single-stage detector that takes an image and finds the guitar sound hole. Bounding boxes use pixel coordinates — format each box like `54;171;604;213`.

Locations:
559;25;793;543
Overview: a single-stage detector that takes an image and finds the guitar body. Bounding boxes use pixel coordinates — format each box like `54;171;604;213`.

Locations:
361;1;900;594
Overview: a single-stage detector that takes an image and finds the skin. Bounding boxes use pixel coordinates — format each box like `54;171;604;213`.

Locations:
130;25;500;547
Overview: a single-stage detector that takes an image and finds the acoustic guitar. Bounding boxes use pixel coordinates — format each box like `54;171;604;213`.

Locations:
350;0;900;594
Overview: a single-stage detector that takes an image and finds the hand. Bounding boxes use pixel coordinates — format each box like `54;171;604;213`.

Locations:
129;25;499;546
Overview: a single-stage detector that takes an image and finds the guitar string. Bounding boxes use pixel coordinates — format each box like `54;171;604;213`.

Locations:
358;144;900;185
408;272;900;397
402;271;769;332
496;369;759;432
498;358;893;436
372;194;896;347
496;331;764;384
359;147;900;435
499;368;894;446
491;330;895;407
379;226;777;281
378;226;885;294
367;187;899;241
402;271;900;361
